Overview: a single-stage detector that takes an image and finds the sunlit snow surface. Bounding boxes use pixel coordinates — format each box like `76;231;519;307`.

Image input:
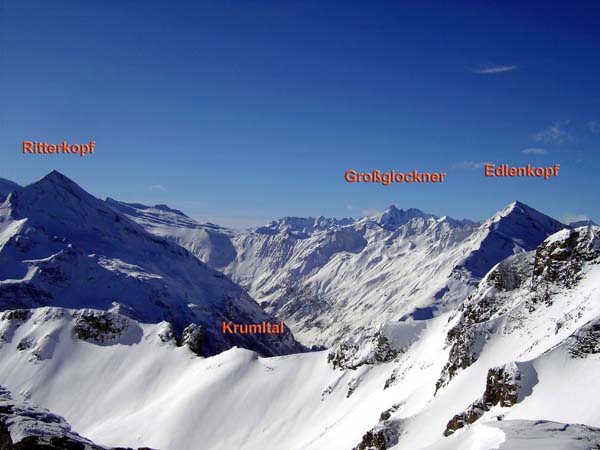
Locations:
112;200;566;347
1;173;600;450
1;246;599;450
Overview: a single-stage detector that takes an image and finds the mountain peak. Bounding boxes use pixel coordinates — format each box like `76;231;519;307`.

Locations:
462;201;567;277
259;216;353;235
499;200;528;215
36;170;86;194
371;205;436;231
494;200;563;225
43;169;69;181
7;170;125;239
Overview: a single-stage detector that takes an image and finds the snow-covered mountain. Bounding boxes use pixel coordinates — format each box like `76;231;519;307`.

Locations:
2;171;599;450
0;171;302;357
0;226;598;450
114;200;565;346
0;178;20;199
105;198;238;269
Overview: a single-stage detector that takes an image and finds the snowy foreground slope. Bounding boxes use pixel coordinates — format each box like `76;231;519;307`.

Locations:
0;384;108;449
0;226;599;449
0;172;302;357
112;199;565;346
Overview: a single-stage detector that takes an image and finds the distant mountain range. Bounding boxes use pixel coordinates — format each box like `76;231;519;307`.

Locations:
1;171;599;450
110;197;566;346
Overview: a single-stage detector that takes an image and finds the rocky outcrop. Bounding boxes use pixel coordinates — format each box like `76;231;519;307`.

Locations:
569;320;600;358
0;385;159;450
73;310;141;345
181;323;204;356
353;422;399;450
328;331;400;370
0;310;30;346
437;226;600;392
444;362;534;436
0;385;105;449
529;227;600;308
354;429;388;450
436;252;534;391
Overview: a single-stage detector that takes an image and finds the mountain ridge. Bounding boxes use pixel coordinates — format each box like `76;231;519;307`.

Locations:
0;171;303;356
110;188;567;346
0;226;598;449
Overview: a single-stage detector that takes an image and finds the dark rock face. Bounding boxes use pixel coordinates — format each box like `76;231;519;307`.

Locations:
353;420;400;450
0;386;104;450
355;430;387;450
352;404;403;450
0;310;30;322
437;227;600;392
328;332;399;370
435;317;481;393
73;310;142;345
529;227;600;309
444;364;523;436
181;323;204;356
114;447;158;450
0;385;158;450
435;253;533;392
569;321;600;358
0;310;31;345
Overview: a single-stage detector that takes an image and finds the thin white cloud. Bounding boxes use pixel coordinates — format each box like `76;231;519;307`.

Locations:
362;208;381;217
470;65;517;74
560;213;590;225
453;161;486;170
588;120;600;134
521;147;548;155
533;121;572;144
148;184;167;192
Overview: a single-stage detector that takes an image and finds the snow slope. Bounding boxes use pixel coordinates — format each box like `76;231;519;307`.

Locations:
0;227;598;450
105;198;238;269
114;200;565;346
424;420;600;450
0;172;302;356
0;307;403;450
0;384;108;449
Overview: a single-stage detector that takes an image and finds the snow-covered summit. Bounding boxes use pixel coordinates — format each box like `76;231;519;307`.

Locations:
368;205;437;231
0;171;303;356
459;200;567;277
106;198;237;267
257;215;354;236
492;200;564;229
0;177;598;450
118;196;566;346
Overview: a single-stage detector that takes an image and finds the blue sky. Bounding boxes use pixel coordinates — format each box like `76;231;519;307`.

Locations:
1;1;599;227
